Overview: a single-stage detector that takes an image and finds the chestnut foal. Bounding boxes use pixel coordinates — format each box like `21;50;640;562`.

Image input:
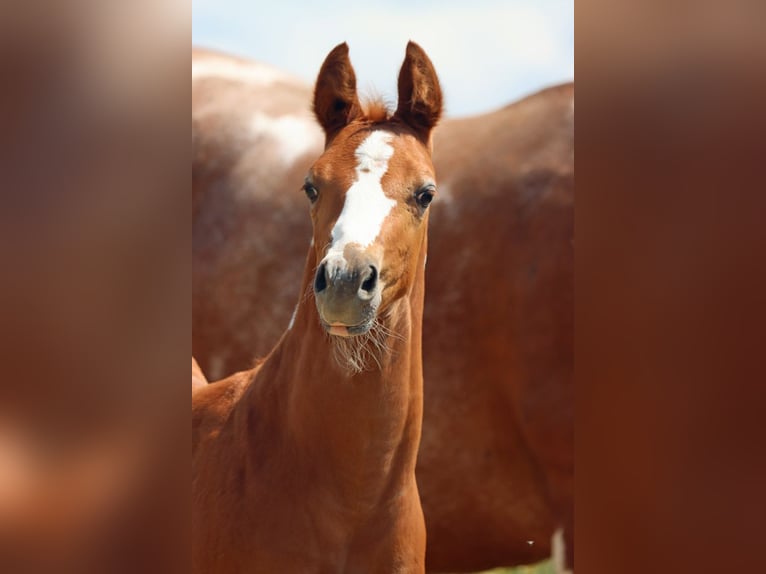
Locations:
192;42;443;573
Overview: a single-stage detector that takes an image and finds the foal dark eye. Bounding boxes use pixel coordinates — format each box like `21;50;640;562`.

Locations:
415;186;435;209
303;182;319;203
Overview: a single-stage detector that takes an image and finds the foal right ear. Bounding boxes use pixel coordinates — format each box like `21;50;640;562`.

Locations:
313;43;362;144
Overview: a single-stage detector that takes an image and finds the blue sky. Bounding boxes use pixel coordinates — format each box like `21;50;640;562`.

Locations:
192;0;573;117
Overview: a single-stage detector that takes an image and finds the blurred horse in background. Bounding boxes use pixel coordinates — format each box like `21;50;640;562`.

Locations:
191;358;207;390
192;47;573;572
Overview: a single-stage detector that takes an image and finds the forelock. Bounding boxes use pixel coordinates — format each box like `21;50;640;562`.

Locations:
361;98;392;124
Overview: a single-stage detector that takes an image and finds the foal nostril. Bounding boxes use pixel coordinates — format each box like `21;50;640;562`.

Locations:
314;263;328;293
359;265;378;296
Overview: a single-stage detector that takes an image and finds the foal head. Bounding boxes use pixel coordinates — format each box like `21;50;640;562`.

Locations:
305;42;442;345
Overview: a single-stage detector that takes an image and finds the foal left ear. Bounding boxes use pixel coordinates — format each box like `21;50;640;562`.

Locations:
394;41;443;143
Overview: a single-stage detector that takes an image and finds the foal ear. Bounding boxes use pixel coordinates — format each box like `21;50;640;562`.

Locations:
313;43;362;143
394;41;443;142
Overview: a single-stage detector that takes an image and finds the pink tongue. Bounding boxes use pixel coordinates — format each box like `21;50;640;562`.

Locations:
329;325;350;337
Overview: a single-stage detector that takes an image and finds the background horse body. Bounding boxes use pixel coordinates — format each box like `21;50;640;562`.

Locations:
192;48;573;572
191;357;207;390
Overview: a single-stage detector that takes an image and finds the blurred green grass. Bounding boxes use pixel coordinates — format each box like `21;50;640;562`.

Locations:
477;559;555;574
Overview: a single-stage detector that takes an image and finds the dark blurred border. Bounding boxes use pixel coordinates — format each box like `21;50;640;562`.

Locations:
3;1;766;572
577;1;766;572
0;3;189;573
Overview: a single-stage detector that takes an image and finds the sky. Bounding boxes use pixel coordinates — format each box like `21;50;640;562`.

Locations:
192;0;573;118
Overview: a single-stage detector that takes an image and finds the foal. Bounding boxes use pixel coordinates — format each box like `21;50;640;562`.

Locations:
192;42;443;573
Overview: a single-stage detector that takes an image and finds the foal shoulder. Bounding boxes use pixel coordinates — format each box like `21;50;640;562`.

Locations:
192;370;251;454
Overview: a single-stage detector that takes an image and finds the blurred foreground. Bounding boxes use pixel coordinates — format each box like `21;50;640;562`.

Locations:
0;3;189;573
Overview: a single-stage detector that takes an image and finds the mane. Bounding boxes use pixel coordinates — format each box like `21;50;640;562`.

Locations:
361;97;393;123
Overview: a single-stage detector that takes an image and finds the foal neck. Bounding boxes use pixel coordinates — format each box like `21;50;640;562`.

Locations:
264;243;426;510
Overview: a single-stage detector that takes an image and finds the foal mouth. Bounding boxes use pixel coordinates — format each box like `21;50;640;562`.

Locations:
320;319;374;338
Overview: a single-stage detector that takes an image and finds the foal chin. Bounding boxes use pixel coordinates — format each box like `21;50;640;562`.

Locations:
312;242;385;373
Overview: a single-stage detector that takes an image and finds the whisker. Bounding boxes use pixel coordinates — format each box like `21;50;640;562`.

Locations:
327;314;404;375
373;320;405;343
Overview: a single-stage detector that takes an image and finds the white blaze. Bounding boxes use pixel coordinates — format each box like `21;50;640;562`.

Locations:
326;131;396;264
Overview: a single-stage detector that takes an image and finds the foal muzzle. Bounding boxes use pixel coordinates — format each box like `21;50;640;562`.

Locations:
314;250;381;337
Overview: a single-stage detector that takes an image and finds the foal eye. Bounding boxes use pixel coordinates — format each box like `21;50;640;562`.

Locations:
303;183;319;203
415;186;435;209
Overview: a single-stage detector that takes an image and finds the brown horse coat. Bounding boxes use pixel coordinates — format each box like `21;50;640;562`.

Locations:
192;47;573;572
192;42;444;573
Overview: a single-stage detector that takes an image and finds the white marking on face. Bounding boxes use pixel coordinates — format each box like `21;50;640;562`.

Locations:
552;528;573;574
324;130;396;268
251;112;321;166
191;57;298;86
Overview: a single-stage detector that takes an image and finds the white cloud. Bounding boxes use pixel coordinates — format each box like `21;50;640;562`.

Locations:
192;0;573;116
